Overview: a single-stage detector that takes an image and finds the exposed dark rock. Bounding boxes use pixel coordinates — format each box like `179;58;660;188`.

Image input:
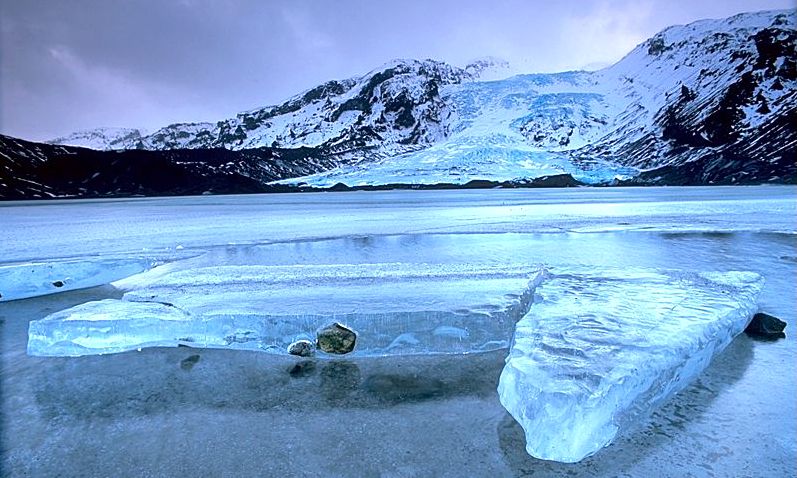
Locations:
0;134;337;200
316;323;357;354
307;174;584;193
51;281;64;288
329;67;401;122
745;312;787;339
647;36;670;55
522;174;583;188
287;339;315;357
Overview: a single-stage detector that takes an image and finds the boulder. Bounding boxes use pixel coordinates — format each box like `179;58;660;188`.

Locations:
316;322;357;354
745;312;787;339
287;339;315;357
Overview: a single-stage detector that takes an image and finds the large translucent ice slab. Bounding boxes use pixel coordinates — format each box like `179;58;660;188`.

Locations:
0;257;154;302
498;268;763;463
28;263;544;357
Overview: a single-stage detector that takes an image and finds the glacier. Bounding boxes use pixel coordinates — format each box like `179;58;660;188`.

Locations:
28;263;545;357
498;267;764;463
280;72;639;187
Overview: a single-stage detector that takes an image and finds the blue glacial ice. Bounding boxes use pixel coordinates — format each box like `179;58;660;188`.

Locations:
0;257;155;302
498;268;764;463
28;263;545;357
23;256;767;464
281;72;638;188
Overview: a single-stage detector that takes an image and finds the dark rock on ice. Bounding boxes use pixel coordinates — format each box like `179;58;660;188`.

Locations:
287;339;315;357
316;322;357;354
745;312;787;339
180;354;201;370
52;281;64;288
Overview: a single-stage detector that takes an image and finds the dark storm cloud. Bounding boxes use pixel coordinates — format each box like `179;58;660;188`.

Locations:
1;0;793;141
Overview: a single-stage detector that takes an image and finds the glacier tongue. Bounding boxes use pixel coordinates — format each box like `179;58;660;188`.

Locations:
28;263;544;357
498;268;763;463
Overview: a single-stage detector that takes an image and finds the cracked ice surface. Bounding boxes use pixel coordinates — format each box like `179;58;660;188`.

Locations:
498;268;763;463
28;263;544;357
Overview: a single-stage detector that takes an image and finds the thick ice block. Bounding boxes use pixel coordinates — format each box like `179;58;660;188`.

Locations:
28;263;544;357
498;268;763;463
0;257;154;302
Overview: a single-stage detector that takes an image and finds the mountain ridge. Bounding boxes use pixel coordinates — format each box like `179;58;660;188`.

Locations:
2;9;794;198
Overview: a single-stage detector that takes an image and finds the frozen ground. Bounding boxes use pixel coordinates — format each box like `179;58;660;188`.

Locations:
1;186;795;476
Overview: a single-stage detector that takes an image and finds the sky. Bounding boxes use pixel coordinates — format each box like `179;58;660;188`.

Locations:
1;0;794;141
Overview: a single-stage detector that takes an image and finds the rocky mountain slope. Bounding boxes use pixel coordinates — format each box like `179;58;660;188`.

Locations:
0;135;334;199
50;59;510;157
287;9;795;187
581;9;797;184
3;9;794;199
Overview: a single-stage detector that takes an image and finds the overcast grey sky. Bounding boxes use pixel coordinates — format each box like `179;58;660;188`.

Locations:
1;0;793;141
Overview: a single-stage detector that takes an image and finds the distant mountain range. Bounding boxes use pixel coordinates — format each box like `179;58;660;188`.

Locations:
2;9;794;199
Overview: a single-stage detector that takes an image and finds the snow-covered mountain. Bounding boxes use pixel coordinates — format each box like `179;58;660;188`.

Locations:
286;9;796;186
582;9;796;182
13;9;797;196
49;127;149;151
50;58;500;155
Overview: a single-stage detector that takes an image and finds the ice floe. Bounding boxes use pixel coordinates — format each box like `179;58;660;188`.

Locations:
498;268;763;463
28;263;544;357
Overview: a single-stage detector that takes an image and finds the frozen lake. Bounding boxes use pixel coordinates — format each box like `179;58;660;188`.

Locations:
1;186;795;476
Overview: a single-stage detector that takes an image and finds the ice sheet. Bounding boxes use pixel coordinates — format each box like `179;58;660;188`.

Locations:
498;268;764;463
28;263;545;357
0;257;154;302
2;187;794;265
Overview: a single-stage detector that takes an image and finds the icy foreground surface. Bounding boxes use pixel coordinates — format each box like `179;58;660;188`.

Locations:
0;257;154;302
28;263;544;357
498;268;764;463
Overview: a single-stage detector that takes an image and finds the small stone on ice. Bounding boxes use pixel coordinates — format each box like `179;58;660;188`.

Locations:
745;312;787;339
287;339;315;357
316;323;357;354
